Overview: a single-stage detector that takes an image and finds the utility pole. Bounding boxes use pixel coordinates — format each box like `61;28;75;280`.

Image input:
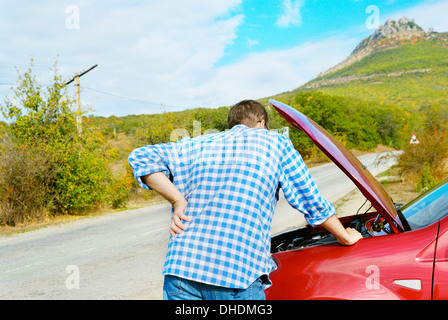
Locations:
74;73;82;134
64;64;98;135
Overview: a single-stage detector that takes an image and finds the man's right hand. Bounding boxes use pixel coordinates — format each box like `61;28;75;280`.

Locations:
321;215;363;246
342;227;363;246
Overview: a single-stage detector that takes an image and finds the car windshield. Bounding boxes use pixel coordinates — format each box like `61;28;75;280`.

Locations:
400;180;448;230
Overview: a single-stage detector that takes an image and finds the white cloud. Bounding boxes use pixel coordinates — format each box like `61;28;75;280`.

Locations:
275;0;305;28
0;0;356;118
246;38;260;49
182;36;358;107
0;0;244;116
3;0;447;121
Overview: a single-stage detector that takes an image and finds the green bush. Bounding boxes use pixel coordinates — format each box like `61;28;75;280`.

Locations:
0;135;55;225
415;163;439;192
397;105;448;189
108;166;134;209
291;92;395;151
0;60;113;218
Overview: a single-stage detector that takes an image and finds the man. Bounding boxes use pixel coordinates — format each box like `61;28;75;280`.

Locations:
128;100;362;300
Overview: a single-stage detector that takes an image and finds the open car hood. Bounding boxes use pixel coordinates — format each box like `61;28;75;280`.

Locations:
269;99;404;233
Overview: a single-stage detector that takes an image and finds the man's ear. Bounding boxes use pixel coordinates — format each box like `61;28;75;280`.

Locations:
255;120;265;129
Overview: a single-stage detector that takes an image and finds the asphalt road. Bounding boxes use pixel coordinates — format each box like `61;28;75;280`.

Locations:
0;151;400;300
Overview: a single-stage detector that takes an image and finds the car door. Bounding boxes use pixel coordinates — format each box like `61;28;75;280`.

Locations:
433;216;448;299
267;221;438;300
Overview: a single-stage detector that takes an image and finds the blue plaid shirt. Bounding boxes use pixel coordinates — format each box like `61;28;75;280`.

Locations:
128;125;335;289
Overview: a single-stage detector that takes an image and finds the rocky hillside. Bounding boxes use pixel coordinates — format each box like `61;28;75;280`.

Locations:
275;17;448;109
317;17;443;78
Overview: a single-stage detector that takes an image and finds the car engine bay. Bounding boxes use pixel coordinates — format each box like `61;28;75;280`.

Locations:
271;211;393;253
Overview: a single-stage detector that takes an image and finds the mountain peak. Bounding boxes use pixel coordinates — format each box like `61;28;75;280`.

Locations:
319;17;434;77
374;16;423;39
352;16;425;55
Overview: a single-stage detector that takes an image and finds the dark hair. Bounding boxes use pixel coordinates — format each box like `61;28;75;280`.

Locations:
228;100;269;129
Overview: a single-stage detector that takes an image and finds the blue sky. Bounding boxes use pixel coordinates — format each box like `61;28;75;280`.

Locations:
1;0;448;121
219;0;424;65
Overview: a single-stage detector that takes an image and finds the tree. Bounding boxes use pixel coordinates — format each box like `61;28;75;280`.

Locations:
397;105;448;191
293;92;382;151
0;60;112;221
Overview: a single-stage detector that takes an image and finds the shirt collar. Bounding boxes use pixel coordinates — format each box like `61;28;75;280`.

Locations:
231;124;266;132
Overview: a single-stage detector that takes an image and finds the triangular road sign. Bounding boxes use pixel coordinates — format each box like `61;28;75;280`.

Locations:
409;133;420;145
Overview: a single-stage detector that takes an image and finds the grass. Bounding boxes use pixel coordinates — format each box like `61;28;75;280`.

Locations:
314;68;448;110
318;40;448;80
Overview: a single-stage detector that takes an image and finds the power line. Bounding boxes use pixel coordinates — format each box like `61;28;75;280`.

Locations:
82;86;188;110
1;69;194;114
0;63;50;70
1;82;191;111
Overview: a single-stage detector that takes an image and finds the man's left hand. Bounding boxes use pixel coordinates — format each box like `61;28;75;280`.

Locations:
170;198;191;237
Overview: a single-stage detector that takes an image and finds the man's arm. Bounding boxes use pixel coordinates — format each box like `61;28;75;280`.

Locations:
141;172;191;237
321;215;362;246
128;143;191;237
279;139;362;245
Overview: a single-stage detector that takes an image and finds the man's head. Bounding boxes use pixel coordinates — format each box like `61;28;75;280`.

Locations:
228;100;269;130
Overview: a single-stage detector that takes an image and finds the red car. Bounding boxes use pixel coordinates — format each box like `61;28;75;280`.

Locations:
266;100;448;300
